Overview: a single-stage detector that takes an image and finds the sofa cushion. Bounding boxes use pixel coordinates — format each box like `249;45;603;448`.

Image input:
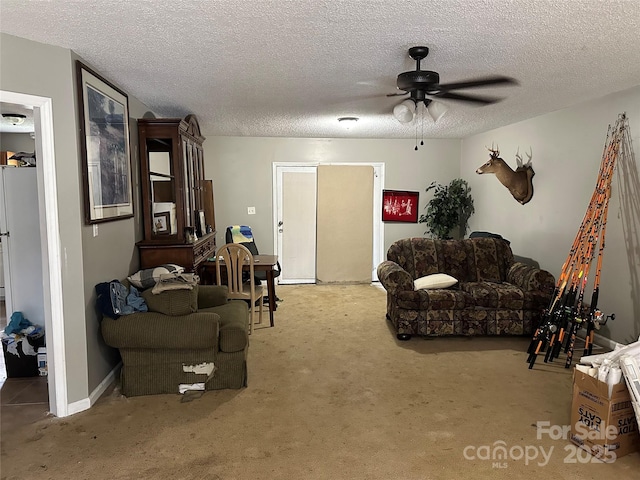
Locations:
469;238;513;282
200;300;249;353
128;264;185;290
396;288;471;311
142;286;198;316
101;311;219;349
414;273;458;290
460;282;524;309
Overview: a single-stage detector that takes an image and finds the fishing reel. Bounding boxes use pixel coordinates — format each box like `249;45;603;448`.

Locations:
591;310;615;330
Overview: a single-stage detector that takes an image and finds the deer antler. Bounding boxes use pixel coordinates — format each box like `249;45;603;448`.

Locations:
486;143;500;157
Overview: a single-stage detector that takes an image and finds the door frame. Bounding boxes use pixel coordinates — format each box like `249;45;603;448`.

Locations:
272;162;385;283
0;168;15;319
1;90;66;417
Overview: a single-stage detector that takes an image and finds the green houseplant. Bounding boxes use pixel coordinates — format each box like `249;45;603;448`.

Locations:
419;178;475;239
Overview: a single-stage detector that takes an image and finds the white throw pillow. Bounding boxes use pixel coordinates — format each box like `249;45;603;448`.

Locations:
414;273;458;290
127;264;185;290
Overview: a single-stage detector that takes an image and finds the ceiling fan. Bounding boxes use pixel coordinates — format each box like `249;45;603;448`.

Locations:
389;46;518;123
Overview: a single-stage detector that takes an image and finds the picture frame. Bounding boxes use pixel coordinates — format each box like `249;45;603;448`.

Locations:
76;60;134;224
382;190;419;223
153;212;170;234
197;210;206;238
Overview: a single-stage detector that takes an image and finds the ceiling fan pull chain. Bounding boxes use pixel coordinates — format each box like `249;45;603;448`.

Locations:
420;104;425;146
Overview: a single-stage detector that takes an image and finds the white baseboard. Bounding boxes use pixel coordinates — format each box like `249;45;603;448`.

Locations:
592;331;618;350
67;396;91;416
576;331;618;352
66;362;121;416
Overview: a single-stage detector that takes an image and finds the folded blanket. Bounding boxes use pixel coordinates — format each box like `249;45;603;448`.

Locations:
152;273;200;294
228;225;253;243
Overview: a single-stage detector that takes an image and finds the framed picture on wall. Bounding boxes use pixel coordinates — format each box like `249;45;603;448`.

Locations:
76;60;134;224
382;190;419;223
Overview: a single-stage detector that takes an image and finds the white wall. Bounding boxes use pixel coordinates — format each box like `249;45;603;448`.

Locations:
203;136;460;255
0;132;35;153
461;85;640;344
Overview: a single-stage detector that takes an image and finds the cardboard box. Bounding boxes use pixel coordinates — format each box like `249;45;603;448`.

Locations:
570;369;640;462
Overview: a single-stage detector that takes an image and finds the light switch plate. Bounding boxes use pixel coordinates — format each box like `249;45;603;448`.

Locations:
93;224;99;237
248;207;256;215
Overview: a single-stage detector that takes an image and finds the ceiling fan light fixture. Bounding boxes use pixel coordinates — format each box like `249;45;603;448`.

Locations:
393;99;415;123
2;113;26;125
426;101;448;123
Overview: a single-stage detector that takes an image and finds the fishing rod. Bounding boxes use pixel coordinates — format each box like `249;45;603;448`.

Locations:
527;113;627;369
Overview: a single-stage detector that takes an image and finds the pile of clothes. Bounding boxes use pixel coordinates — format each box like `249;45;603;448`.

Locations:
1;312;45;376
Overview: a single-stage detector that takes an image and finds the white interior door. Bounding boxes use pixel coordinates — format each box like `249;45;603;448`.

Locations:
274;166;317;283
0;167;45;327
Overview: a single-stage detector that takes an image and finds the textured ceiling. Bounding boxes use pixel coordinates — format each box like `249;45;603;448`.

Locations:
1;0;639;139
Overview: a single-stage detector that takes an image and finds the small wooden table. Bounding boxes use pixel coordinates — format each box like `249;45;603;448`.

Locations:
201;254;278;327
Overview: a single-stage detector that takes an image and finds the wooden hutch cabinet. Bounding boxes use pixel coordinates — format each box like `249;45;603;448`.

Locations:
136;115;216;273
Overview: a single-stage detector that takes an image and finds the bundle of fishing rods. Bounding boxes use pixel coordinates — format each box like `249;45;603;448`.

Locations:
527;114;630;370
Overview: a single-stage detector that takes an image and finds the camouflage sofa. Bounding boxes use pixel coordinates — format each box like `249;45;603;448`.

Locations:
377;237;555;340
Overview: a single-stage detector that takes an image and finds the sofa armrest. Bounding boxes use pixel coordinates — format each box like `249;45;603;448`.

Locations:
101;311;219;350
197;285;229;308
377;261;414;295
507;262;555;294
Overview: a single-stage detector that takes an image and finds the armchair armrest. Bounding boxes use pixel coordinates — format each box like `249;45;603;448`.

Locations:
101;311;219;350
377;261;414;295
197;285;229;309
507;262;555;294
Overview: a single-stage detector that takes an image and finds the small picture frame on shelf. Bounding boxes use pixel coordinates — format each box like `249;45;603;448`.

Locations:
153;212;170;234
197;210;206;238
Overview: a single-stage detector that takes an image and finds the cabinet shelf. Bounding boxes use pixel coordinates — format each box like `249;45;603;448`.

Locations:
149;171;174;179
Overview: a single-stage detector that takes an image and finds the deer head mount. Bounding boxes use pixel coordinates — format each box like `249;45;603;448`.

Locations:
476;145;535;205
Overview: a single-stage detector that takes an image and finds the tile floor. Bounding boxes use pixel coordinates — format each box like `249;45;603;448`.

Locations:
0;300;51;430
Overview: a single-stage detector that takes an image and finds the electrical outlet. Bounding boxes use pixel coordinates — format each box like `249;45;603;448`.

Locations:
248;207;256;215
93;224;99;237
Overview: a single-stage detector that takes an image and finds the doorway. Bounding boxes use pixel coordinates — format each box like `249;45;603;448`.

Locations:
273;162;384;284
0;90;66;417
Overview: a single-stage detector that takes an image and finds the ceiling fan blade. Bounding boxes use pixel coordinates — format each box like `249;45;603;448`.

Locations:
386;92;409;97
436;76;518;92
434;91;502;105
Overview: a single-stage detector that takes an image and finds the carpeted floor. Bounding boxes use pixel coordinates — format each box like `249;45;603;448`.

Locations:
1;284;638;479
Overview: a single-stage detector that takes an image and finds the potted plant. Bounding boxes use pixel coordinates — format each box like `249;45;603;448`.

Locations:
419;178;474;239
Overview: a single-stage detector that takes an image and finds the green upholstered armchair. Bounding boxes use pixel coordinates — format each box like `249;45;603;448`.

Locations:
101;284;249;397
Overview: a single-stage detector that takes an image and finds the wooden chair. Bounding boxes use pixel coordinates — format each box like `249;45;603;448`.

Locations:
215;243;264;334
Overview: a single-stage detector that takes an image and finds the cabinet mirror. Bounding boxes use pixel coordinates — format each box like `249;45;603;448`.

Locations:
148;149;176;236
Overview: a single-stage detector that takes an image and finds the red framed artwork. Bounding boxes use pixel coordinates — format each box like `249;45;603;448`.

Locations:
382;190;419;223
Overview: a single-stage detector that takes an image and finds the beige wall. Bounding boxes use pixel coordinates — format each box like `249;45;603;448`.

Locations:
203;136;461;255
461;85;640;344
0;33;148;404
0;132;36;153
75;49;149;391
1;33;89;404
